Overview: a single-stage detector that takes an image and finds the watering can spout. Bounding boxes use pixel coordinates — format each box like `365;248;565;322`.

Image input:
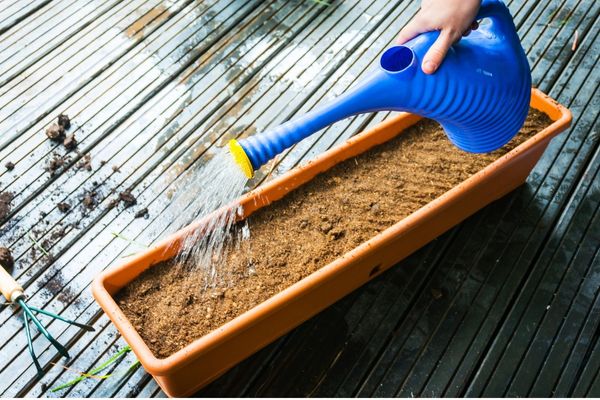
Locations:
229;51;417;178
230;0;531;178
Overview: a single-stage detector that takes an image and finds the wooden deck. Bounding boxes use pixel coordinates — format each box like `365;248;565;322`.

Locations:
0;0;598;397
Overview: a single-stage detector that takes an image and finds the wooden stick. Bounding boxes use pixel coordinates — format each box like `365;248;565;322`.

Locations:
572;30;579;51
0;263;23;302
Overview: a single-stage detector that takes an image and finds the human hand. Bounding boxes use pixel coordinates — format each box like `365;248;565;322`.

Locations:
397;0;481;74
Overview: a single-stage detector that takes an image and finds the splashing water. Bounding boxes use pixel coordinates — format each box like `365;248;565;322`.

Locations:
162;148;249;287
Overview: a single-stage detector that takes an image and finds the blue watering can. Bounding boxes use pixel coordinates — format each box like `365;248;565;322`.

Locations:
229;0;531;178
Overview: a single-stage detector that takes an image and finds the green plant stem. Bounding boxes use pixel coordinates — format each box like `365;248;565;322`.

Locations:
110;232;148;248
51;346;133;392
27;233;50;257
126;360;141;373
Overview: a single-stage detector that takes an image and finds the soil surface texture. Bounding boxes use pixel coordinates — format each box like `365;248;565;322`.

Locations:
117;110;552;358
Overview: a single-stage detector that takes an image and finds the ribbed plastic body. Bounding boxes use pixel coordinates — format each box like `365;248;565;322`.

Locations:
238;0;531;172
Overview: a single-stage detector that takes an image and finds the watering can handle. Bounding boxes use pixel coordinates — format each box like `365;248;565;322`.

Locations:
476;0;517;40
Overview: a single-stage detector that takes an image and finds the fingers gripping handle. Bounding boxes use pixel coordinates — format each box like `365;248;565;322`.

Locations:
0;264;23;302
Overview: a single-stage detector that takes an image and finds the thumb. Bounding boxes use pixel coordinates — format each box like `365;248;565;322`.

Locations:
422;29;454;74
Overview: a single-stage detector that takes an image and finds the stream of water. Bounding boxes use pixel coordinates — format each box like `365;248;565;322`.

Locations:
164;148;249;287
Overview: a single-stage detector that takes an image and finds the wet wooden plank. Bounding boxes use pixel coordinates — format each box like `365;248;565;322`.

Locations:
0;0;206;153
0;0;51;35
0;0;262;230
524;147;600;396
0;0;127;87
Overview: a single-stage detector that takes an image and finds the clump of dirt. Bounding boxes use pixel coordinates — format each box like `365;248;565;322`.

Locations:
46;123;65;142
107;199;118;209
50;226;67;240
0;247;14;271
77;154;92;171
57;202;71;213
45;114;76;150
0;192;14;220
134;207;149;219
117;109;552;358
119;191;137;208
5;162;14;171
58;114;71;130
82;191;97;210
63;133;77;151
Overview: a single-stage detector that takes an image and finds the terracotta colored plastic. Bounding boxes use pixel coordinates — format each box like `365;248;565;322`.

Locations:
93;88;571;397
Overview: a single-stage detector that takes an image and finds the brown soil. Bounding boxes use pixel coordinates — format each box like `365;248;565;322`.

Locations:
46;114;75;150
57;202;71;213
0;192;14;220
58;114;71;130
117;110;552;358
107;199;118;209
134;207;149;219
82;191;97;210
50;225;67;240
46;123;65;142
63;133;77;150
0;247;14;271
119;191;137;207
46;153;68;175
77;154;92;171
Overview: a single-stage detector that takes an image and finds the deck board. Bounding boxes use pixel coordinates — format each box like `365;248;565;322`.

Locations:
0;0;598;397
0;0;51;36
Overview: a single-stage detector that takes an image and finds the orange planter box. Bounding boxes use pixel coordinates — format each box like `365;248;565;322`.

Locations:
93;88;571;397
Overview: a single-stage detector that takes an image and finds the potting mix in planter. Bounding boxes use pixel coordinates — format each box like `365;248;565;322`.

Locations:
116;108;552;358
